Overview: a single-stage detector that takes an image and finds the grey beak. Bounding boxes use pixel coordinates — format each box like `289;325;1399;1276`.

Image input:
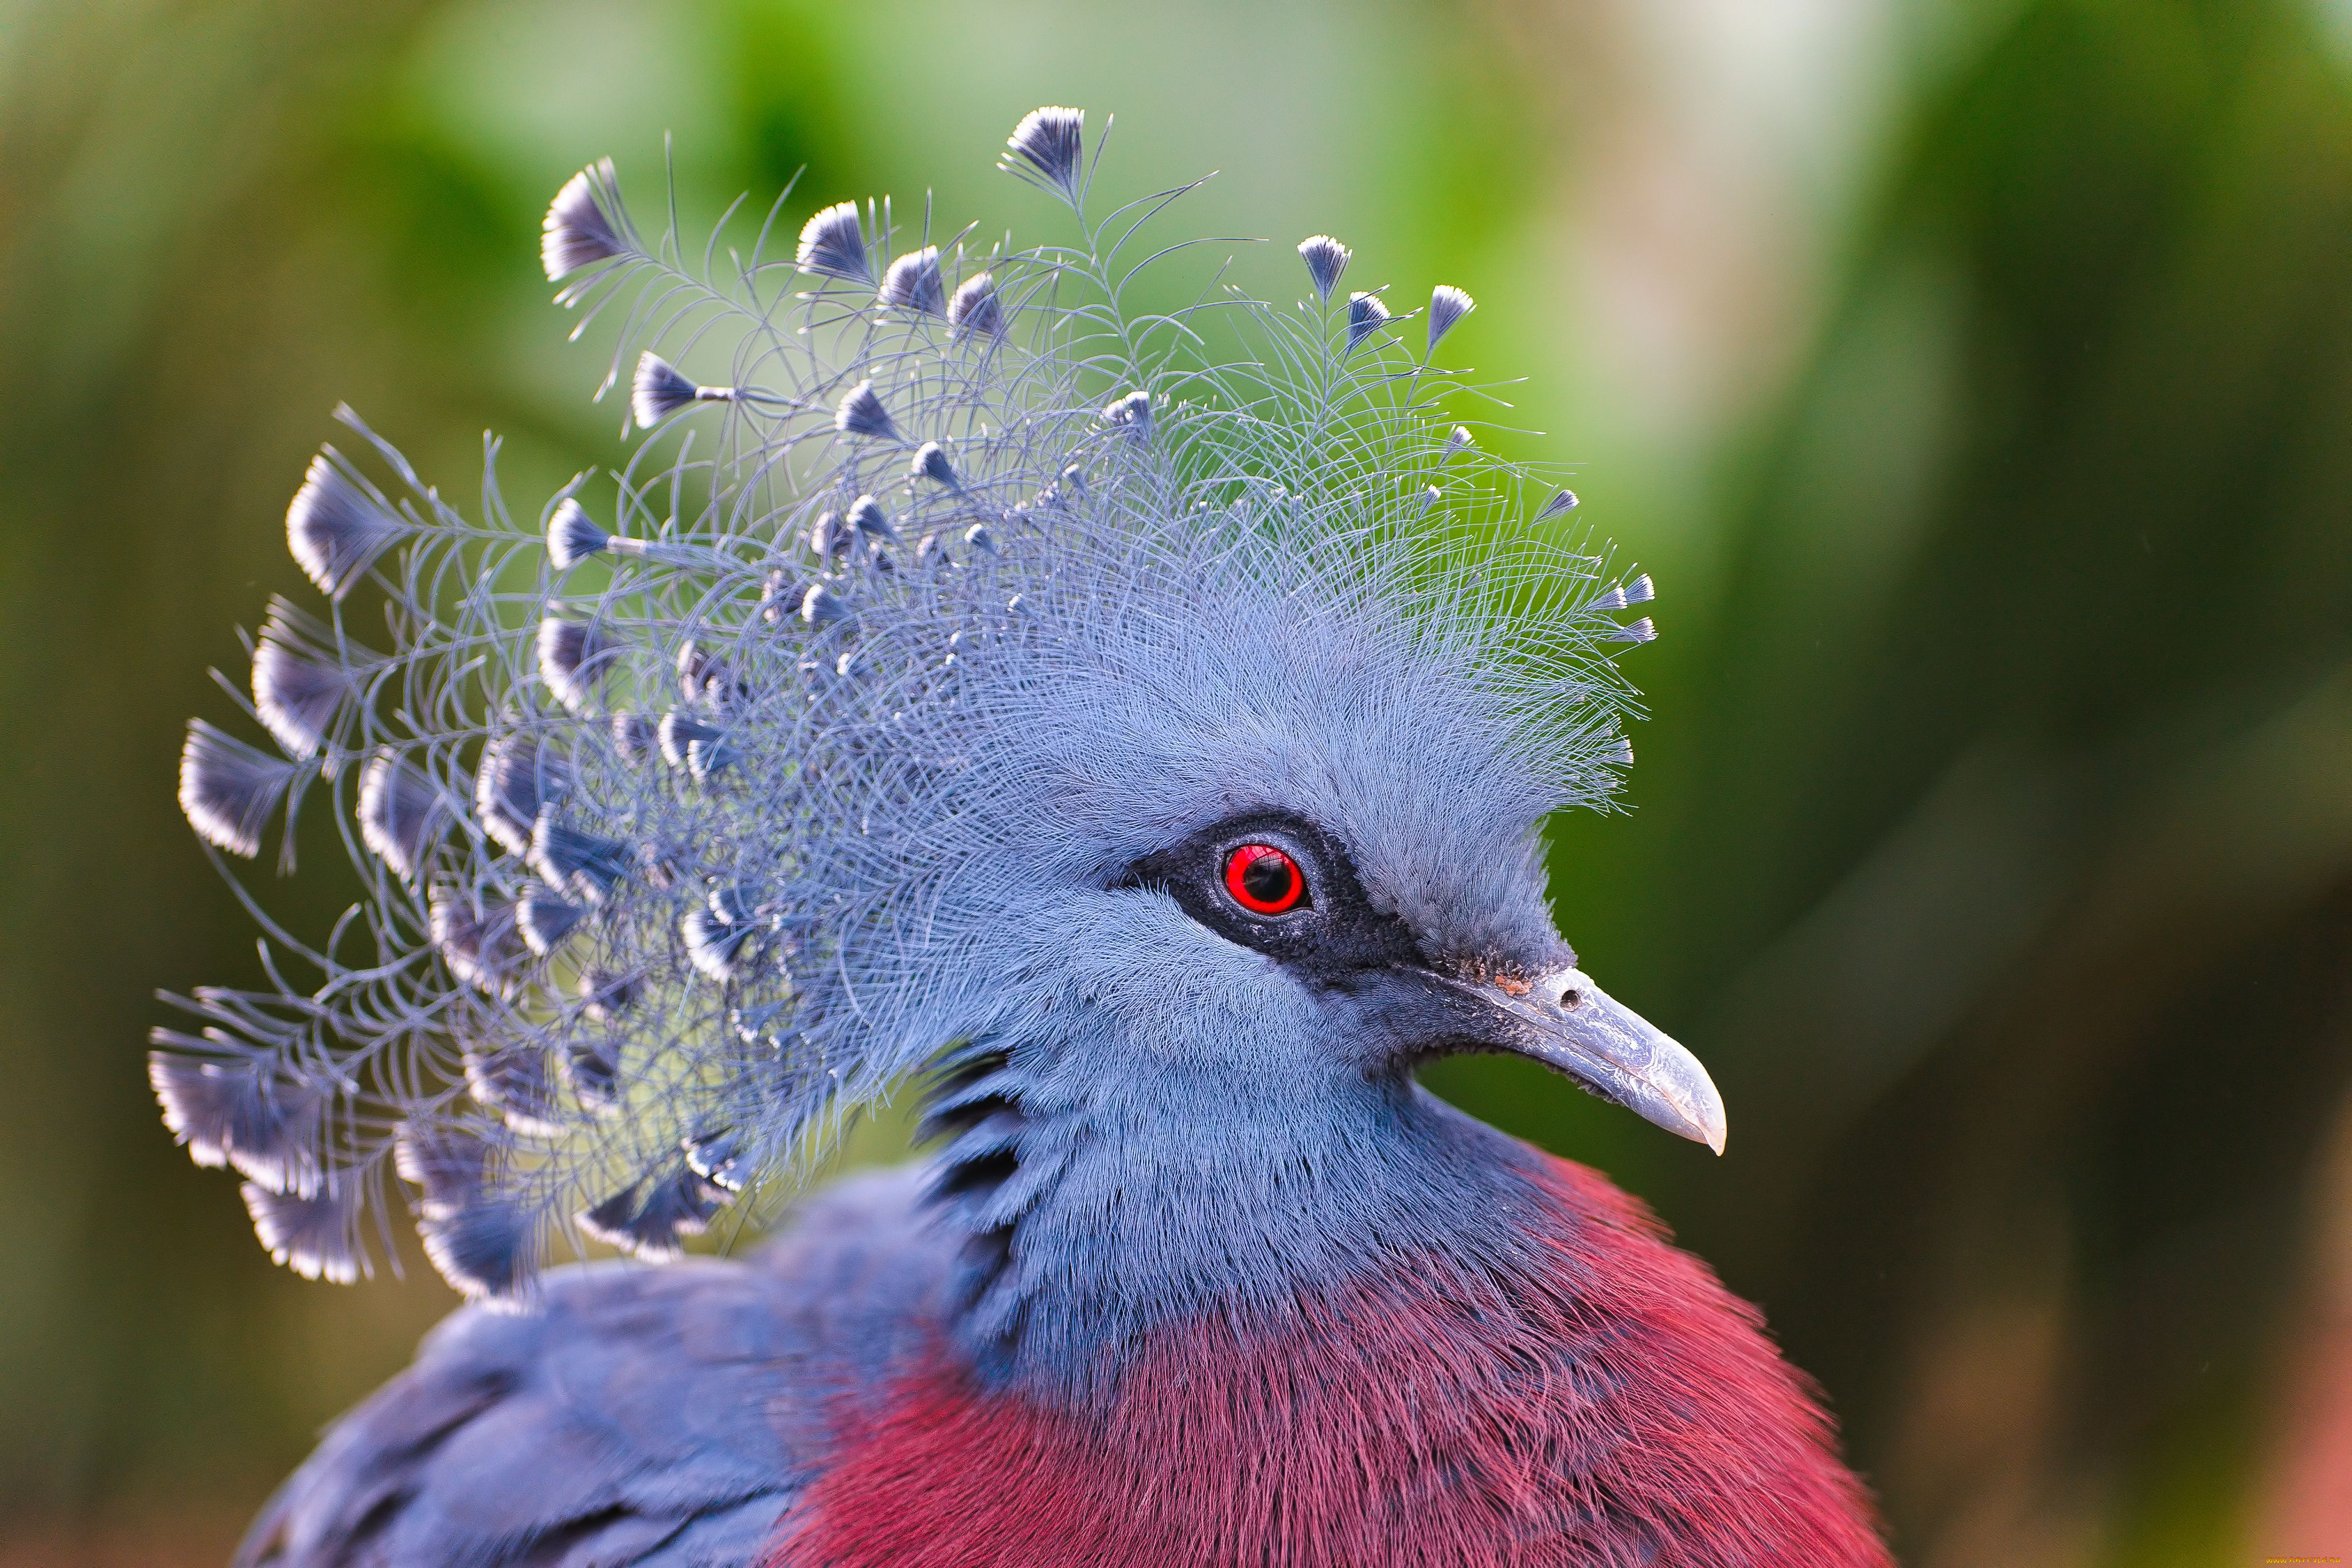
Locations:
1451;965;1727;1154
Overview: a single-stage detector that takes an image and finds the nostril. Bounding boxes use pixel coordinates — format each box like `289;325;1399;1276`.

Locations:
1561;989;1583;1009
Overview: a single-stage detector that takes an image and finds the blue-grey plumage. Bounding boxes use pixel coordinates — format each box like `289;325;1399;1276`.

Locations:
157;110;1709;1557
235;1172;939;1566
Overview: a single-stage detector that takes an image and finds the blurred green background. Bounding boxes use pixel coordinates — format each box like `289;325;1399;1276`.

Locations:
4;0;2350;1562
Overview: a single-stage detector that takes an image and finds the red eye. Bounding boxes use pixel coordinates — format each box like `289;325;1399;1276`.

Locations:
1223;844;1306;915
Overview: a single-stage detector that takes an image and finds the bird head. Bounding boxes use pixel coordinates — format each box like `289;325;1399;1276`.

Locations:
157;107;1709;1307
912;569;1719;1151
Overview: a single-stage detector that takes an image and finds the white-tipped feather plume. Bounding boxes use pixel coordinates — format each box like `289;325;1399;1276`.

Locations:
242;1181;365;1284
912;440;960;489
542;159;638;286
148;1050;325;1196
1298;235;1351;302
879;247;947;317
251;598;366;758
158;107;1661;1300
1001;107;1086;202
795;201;872;284
545;498;609;570
285;451;408;600
631;353;715;428
357;750;440;881
1428;284;1475;351
834;380;902;443
536;616;614;713
179;720;301;859
947;271;1004;338
1101;389;1152;440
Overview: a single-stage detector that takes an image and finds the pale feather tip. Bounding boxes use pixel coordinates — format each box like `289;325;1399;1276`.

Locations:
879;247;947;317
1003;107;1087;201
796;200;874;285
542;159;634;283
1427;284;1475;352
1298;235;1351;302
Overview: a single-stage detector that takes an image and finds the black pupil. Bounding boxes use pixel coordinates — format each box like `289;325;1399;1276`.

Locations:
1241;851;1295;905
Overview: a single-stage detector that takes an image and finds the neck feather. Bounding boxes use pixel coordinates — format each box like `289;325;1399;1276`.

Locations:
919;1052;1563;1399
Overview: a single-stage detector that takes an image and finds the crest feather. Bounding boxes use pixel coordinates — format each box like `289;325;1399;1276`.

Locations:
157;107;1658;1297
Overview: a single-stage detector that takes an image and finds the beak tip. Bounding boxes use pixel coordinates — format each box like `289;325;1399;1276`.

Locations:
1696;1091;1728;1156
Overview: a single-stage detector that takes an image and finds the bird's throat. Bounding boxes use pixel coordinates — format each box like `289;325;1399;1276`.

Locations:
926;1069;1568;1401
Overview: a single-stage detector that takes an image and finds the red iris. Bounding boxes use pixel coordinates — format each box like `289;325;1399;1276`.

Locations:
1223;844;1306;915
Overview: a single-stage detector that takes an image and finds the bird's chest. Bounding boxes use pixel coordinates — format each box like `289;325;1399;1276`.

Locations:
779;1264;1661;1567
775;1157;1890;1567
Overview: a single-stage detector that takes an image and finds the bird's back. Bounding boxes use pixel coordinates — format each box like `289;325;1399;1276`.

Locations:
237;1169;948;1567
